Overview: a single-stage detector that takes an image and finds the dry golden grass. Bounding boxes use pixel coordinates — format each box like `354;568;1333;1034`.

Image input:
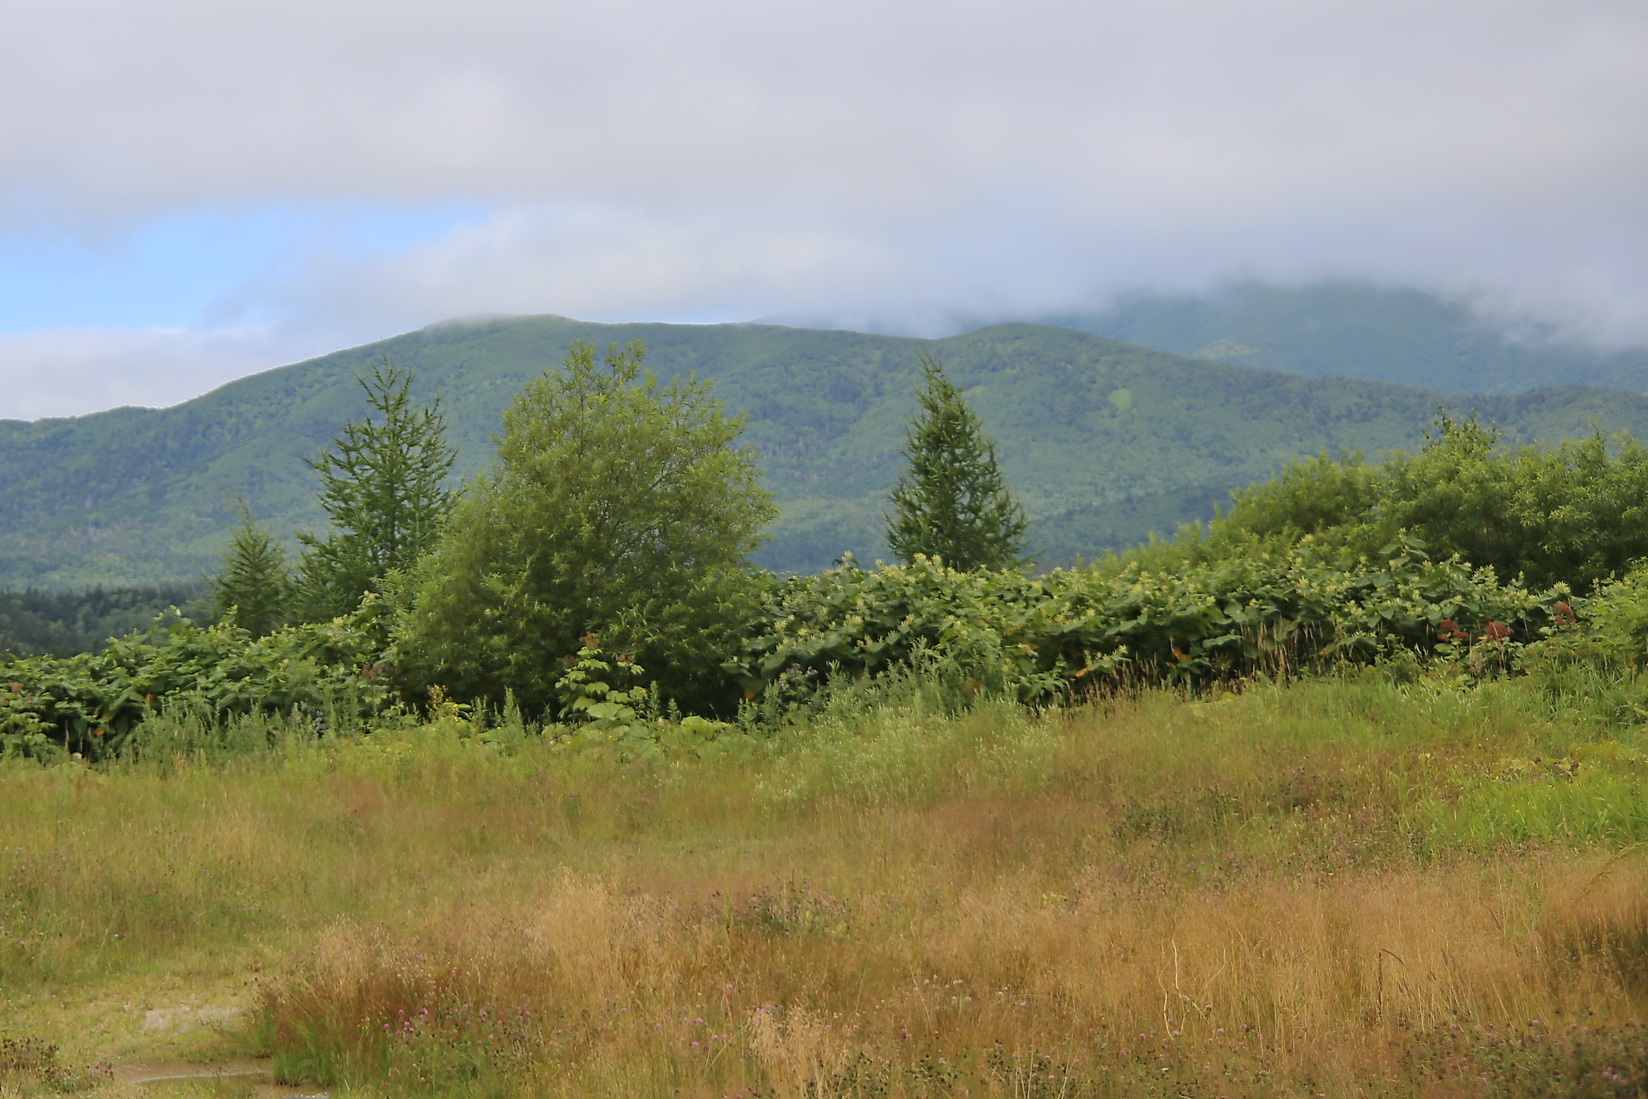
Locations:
7;677;1648;1095
261;826;1648;1096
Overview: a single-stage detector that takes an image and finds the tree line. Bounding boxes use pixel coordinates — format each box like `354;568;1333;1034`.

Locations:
1134;412;1648;594
0;584;207;659
12;332;1648;764
10;330;1647;757
212;336;1648;717
210;341;1027;715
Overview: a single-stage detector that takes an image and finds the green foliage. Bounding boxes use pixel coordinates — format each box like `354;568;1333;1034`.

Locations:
1514;563;1648;729
0;599;394;761
0;584;207;657
296;358;456;621
556;635;649;724
730;543;1562;705
1210;415;1648;592
885;352;1027;571
212;500;294;636
1208;449;1382;547
1577;568;1648;666
402;339;778;714
13;313;1648;586
1403;1020;1648;1098
547;635;659;749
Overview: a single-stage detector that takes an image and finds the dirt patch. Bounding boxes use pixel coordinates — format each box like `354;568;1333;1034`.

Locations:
112;1058;329;1097
140;1004;244;1034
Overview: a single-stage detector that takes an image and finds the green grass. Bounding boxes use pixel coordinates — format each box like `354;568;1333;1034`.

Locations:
8;671;1648;1095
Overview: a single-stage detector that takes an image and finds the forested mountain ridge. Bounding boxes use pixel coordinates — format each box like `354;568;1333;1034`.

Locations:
6;314;1648;589
1042;281;1648;395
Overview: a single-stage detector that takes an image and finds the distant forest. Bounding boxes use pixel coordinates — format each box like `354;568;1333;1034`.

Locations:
13;309;1648;589
0;585;208;658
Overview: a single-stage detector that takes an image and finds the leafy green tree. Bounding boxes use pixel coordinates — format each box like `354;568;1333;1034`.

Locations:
1376;415;1648;590
296;358;456;620
1211;413;1648;591
885;352;1027;571
212;501;293;636
401;340;777;713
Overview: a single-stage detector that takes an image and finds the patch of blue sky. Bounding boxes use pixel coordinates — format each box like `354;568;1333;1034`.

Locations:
0;201;484;333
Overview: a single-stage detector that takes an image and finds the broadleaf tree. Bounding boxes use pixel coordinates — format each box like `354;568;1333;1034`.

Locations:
1217;412;1648;593
296;358;456;620
401;339;778;714
884;352;1028;571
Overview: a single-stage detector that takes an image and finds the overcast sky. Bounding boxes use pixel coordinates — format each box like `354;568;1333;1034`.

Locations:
2;0;1645;418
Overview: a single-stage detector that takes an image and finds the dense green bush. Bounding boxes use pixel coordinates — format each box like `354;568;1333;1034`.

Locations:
1207;416;1648;592
0;601;393;761
729;542;1566;704
1515;563;1648;726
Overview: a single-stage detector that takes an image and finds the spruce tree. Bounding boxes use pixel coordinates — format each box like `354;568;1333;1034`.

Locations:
884;352;1027;571
296;358;456;620
212;500;293;635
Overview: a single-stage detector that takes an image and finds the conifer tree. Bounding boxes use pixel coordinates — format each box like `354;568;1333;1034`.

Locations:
884;352;1027;571
296;358;456;620
212;500;293;635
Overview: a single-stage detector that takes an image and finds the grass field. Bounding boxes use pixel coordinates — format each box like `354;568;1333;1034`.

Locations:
6;672;1648;1096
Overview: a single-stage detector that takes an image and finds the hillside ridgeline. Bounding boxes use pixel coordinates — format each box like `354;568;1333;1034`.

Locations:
1043;280;1648;394
6;316;1648;588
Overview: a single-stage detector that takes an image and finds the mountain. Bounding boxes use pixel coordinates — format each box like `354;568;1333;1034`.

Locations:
5;315;1648;589
1040;281;1648;395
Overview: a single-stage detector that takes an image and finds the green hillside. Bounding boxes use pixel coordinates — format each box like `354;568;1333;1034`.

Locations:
5;315;1648;589
1044;281;1648;395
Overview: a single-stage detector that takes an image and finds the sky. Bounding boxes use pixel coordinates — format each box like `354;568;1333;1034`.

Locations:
2;0;1646;419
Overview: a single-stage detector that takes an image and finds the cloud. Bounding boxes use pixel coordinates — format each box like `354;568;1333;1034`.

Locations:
267;192;1648;346
0;326;329;420
273;201;911;330
6;0;1643;221
2;0;1647;412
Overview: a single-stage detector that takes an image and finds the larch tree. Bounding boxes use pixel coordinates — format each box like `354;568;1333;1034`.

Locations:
296;358;456;620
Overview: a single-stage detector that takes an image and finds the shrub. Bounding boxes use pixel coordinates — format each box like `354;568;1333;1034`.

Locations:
1217;416;1648;592
729;541;1564;704
0;599;394;761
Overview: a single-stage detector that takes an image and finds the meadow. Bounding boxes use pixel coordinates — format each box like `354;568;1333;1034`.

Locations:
6;665;1648;1097
9;275;1648;1099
